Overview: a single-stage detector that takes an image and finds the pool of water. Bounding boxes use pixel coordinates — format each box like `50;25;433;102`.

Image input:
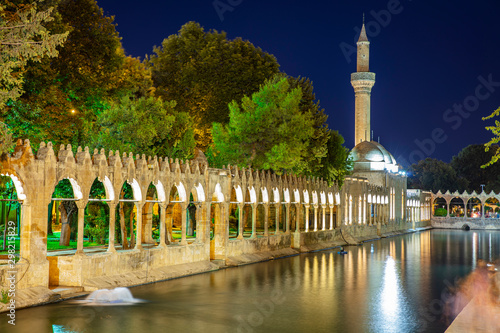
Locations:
3;229;500;333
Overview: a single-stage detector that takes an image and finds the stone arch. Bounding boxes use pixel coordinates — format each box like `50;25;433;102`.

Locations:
466;197;482;218
0;174;22;256
449;197;465;217
485;197;499;218
0;172;26;201
228;186;240;238
82;178;110;247
213;183;224;203
270;187;283;233
49;178;80;252
186;186;200;241
168;184;184;243
433;197;447;217
256;187;265;236
116;181;137;249
242;186;254;238
141;182;160;245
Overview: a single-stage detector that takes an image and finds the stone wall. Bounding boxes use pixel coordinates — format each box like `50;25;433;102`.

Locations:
0;139;432;309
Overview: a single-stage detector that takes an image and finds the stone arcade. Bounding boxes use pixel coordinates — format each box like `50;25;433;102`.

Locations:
0;20;433;310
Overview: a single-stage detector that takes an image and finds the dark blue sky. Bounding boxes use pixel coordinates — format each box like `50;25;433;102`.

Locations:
97;0;500;167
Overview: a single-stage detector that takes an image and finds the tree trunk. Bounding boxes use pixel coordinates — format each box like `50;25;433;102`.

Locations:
118;202;129;249
59;203;70;246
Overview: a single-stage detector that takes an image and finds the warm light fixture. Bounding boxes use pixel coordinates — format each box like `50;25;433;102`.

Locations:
71;109;76;114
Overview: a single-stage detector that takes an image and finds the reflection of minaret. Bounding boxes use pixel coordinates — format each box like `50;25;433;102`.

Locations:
351;20;376;146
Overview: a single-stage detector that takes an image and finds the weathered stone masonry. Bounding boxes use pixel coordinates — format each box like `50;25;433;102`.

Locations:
0;139;431;311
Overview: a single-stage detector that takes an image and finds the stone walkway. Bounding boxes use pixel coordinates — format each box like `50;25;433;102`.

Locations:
446;299;500;332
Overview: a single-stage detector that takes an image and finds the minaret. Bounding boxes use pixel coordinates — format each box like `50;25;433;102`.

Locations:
351;19;376;146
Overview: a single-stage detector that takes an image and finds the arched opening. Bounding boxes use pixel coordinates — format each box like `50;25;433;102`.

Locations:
242;188;253;238
449;198;465;217
462;224;470;231
485;198;499;218
168;185;183;243
466;197;482;218
229;187;239;239
116;181;136;249
256;190;265;236
84;178;109;248
432;197;447;217
187;191;198;241
48;179;81;251
0;175;21;256
209;203;221;259
290;204;297;231
142;183;160;246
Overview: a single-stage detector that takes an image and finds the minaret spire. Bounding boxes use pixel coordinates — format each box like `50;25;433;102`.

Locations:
351;17;376;146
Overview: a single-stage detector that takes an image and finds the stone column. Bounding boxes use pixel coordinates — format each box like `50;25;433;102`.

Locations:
285;203;291;234
135;202;143;249
313;205;319;231
76;200;87;255
263;203;269;237
329;206;334;230
304;204;310;232
275;203;280;234
180;202;187;246
158;203;167;247
237;203;244;240
107;202;117;252
295;203;301;233
321;206;326;230
251;204;257;238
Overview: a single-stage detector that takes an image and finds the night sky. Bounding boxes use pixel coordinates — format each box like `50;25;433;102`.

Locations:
96;0;500;167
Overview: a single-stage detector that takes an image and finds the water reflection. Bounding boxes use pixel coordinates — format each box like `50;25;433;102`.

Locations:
2;230;499;333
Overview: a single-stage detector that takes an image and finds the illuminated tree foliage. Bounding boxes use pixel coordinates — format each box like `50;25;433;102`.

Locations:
0;122;13;155
288;76;330;175
212;75;313;174
4;0;130;147
93;96;195;160
0;0;67;110
149;21;280;149
317;130;352;187
483;106;500;167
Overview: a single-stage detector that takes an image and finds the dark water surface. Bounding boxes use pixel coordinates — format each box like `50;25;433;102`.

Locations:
3;230;500;333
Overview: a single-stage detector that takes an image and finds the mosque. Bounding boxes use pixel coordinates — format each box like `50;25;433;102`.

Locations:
348;21;409;223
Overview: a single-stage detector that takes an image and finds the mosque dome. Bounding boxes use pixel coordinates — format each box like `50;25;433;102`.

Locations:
349;141;399;173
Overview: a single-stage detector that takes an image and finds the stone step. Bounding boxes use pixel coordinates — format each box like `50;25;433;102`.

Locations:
49;286;84;297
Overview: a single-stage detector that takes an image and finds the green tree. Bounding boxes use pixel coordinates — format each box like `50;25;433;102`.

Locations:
288;76;329;176
407;158;468;193
0;122;13;155
212;75;313;174
0;0;67;110
4;0;126;147
317;130;352;186
93;96;195;160
451;144;500;193
483;106;500;167
149;21;280;149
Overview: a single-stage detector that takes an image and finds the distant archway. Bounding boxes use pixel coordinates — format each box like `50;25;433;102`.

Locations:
432;197;447;217
485;198;499;218
466;197;482;218
449;198;465;217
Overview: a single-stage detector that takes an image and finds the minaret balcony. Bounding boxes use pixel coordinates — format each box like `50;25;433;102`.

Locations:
351;72;376;82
